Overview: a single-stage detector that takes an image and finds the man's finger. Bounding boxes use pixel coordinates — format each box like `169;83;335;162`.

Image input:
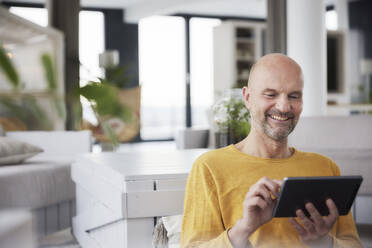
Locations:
250;196;268;210
326;198;339;218
305;203;325;227
272;179;283;186
258;177;281;197
296;209;316;234
272;179;283;197
289;217;307;236
324;198;339;225
252;186;272;202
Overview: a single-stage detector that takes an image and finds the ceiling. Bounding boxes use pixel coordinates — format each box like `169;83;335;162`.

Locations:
1;0;267;22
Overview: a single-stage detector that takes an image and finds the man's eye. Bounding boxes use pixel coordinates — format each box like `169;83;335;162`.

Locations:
264;94;275;98
289;95;300;99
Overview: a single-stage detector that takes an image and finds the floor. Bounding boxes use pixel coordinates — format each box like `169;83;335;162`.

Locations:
38;228;79;248
357;224;372;248
40;225;372;248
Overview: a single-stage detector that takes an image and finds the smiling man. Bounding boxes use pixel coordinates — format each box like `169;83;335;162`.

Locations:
181;54;362;248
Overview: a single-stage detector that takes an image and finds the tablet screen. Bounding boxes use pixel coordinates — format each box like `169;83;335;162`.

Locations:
272;176;363;218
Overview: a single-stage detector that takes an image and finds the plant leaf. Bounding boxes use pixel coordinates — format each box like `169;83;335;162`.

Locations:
77;82;131;123
0;46;20;88
101;120;119;147
0;95;53;130
41;53;57;90
105;65;130;88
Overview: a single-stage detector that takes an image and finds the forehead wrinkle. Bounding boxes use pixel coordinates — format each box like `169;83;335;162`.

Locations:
248;54;303;92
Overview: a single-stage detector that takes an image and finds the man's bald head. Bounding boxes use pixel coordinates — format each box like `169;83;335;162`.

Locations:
247;53;303;91
243;53;304;142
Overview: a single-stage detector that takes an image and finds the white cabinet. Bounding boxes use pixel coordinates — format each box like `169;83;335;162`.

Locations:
213;21;266;100
72;150;208;248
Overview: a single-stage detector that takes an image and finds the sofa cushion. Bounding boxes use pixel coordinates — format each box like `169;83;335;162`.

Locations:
0;155;74;209
289;115;372;150
163;215;182;248
0;137;43;165
295;148;372;195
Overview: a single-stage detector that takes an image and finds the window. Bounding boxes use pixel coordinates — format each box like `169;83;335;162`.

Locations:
325;7;343;94
79;10;105;125
139;16;186;140
327;31;344;93
326;9;338;30
11;7;224;139
9;6;105;126
190;17;221;128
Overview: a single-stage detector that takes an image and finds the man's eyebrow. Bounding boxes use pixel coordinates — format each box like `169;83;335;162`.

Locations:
262;88;277;92
261;89;303;96
290;91;302;95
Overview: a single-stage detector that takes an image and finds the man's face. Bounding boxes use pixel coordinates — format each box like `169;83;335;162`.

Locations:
244;64;303;141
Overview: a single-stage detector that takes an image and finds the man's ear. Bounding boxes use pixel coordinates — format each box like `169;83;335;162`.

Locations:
242;86;250;109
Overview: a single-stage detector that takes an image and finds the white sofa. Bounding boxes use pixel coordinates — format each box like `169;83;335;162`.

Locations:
288;115;372;225
0;131;92;238
176;115;372;224
169;115;372;247
0;210;35;248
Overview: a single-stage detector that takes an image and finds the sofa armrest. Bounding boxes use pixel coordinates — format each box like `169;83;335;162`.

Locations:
289;115;372;150
175;128;209;149
5;130;92;156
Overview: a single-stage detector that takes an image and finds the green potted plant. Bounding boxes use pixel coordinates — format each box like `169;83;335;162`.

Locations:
213;89;251;147
0;46;65;130
78;51;140;149
77;78;132;148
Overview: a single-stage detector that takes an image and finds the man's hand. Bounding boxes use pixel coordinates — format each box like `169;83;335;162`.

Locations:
289;199;339;248
228;177;282;248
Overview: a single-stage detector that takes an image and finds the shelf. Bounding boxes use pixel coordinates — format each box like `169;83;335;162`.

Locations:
236;27;254;39
237;60;254;67
236;56;255;61
236;37;255;43
213;20;265;96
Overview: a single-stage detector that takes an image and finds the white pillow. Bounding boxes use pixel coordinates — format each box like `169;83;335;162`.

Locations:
0;137;43;165
162;215;182;248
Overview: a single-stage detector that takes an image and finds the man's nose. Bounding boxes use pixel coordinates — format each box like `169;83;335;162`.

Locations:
275;96;291;113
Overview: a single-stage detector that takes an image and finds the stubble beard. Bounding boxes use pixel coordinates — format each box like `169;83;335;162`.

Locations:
251;111;298;142
262;119;295;142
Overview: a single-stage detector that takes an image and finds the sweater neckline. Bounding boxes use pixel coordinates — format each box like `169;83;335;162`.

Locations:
228;144;300;163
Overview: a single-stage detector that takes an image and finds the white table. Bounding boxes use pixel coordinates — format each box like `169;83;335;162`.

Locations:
0;210;35;248
72;149;208;248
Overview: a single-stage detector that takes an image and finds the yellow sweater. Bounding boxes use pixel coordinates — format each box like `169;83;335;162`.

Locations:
181;145;362;248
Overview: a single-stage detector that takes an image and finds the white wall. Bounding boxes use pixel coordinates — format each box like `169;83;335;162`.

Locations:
287;0;327;116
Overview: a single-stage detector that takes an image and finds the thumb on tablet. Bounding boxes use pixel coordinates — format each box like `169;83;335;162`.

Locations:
273;179;283;186
272;179;283;198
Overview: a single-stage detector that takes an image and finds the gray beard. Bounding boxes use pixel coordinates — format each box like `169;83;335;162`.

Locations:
263;122;294;141
250;113;298;141
258;115;297;141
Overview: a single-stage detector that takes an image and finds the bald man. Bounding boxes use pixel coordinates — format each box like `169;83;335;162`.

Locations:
181;54;362;248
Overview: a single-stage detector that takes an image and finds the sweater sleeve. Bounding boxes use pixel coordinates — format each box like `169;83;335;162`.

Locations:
329;161;363;248
181;158;234;248
332;212;363;248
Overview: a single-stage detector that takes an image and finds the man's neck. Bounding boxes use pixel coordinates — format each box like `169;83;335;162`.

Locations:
235;129;292;159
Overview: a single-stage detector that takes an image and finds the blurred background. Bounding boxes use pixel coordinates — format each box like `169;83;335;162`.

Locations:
0;0;371;145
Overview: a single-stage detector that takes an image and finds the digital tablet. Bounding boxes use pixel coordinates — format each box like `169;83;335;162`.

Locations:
272;176;363;218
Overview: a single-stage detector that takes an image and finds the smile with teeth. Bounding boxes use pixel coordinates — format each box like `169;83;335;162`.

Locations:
269;115;290;121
